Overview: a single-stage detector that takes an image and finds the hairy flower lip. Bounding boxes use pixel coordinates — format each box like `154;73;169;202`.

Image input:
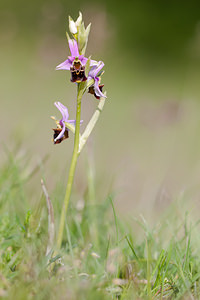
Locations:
53;127;69;144
53;102;75;143
53;102;83;144
88;84;104;99
70;59;87;83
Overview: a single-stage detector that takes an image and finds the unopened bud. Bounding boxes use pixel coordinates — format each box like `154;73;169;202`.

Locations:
69;16;77;34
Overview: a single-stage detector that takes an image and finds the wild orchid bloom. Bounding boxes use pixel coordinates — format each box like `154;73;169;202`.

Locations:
53;102;81;144
88;61;106;99
56;39;97;83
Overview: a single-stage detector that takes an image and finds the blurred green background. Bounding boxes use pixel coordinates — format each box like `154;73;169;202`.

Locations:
1;0;200;219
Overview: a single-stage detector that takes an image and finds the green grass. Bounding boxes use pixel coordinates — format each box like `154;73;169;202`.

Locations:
1;148;200;299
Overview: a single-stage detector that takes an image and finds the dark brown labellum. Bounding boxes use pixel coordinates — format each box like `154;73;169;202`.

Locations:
70;60;87;83
88;84;104;99
52;128;69;144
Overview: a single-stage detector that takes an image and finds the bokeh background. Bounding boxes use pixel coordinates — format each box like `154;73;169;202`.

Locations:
1;0;200;220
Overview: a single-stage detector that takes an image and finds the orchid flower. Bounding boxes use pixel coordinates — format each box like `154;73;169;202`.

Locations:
88;61;106;99
56;39;97;83
53;102;82;144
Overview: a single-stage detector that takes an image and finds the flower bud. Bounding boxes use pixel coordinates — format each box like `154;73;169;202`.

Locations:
69;16;77;34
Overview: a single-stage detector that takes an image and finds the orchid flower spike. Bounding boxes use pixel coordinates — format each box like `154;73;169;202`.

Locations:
56;39;97;83
53;102;82;144
88;61;106;99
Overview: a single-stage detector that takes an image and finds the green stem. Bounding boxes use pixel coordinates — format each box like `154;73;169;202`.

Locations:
56;85;83;250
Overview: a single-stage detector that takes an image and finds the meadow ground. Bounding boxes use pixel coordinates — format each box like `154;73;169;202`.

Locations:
1;149;200;299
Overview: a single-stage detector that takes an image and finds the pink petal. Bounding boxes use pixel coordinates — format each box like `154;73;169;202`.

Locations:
54;102;69;121
94;78;106;98
79;56;88;66
56;59;72;70
68;39;79;57
88;61;104;78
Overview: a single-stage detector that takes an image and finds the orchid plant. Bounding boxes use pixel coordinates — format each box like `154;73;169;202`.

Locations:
51;12;107;250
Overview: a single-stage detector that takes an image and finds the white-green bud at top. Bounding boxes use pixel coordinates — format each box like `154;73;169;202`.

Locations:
68;12;82;36
69;16;77;34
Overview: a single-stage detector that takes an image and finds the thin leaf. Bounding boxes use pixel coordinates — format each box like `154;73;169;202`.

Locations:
125;235;139;263
41;179;55;256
